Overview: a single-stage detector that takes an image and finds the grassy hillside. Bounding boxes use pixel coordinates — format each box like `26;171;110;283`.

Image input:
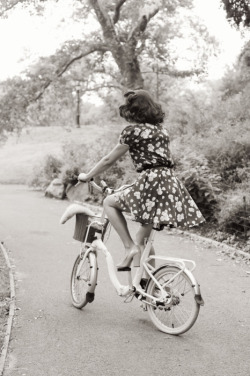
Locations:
0;125;118;184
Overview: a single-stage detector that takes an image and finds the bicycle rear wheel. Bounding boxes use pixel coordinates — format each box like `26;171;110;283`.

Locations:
146;265;200;335
70;248;98;309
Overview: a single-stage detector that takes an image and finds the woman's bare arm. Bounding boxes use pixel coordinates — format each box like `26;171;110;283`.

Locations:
78;143;129;181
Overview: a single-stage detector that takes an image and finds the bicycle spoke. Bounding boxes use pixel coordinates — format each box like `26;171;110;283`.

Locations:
147;266;200;335
71;252;97;309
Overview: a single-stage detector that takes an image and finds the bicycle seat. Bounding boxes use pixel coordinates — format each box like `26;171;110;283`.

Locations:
60;203;95;224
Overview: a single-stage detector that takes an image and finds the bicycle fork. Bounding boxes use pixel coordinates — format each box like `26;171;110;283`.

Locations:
92;239;133;297
77;247;98;303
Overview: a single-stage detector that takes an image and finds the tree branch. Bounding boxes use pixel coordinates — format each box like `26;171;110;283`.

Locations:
128;7;159;44
113;0;127;24
166;68;203;78
35;44;109;101
142;68;203;77
0;0;23;17
55;44;108;77
147;7;160;22
82;84;123;93
88;0;115;39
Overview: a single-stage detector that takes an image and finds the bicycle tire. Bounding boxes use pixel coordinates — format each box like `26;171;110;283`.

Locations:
70;249;98;309
146;265;200;335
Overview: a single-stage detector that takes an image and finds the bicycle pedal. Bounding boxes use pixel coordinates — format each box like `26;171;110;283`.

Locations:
124;293;134;303
140;304;147;311
135;292;144;299
117;267;131;272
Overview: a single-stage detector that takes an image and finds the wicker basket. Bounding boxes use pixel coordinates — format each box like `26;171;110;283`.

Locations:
73;214;108;243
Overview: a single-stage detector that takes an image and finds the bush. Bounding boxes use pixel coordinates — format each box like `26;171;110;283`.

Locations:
59;141;88;187
27;125;134;193
29;154;63;188
191;125;250;196
172;145;221;221
208;142;250;187
216;183;250;238
176;167;221;222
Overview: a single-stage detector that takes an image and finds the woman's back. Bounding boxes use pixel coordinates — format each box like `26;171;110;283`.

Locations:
120;123;174;172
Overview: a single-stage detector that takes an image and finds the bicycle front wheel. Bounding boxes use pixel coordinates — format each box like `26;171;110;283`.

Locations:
147;266;200;335
70;249;98;309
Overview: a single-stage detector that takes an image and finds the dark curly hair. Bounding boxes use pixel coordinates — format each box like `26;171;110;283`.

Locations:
119;90;165;125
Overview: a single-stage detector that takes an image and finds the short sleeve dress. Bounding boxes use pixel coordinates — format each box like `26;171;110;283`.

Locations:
114;123;205;230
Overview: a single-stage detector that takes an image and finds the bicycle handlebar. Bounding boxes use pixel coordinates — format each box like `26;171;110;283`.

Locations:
89;179;113;194
77;178;130;195
76;178;114;194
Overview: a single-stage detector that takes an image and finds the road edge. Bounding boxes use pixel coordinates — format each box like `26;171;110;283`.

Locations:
172;229;250;260
0;242;16;376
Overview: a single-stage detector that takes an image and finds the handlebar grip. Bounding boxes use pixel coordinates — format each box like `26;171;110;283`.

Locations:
100;180;108;188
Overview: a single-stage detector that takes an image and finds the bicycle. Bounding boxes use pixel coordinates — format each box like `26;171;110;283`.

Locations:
61;179;204;335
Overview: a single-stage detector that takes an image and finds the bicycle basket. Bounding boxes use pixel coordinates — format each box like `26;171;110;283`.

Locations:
73;214;109;243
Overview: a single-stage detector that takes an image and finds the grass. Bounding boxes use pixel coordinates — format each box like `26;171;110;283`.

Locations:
0;124;117;184
0;247;10;355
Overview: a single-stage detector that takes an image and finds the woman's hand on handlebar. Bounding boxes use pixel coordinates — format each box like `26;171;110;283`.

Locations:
78;173;91;183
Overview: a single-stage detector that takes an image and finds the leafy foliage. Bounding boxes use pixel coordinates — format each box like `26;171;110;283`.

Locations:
0;0;222;138
221;0;250;27
29;154;63;188
1;0;249;244
172;148;221;221
208;143;250;187
0;78;31;138
59;141;88;187
216;182;250;237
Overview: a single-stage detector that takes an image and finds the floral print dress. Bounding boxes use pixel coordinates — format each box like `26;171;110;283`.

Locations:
114;123;205;230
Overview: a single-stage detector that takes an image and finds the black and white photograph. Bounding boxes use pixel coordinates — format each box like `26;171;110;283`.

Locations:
0;1;250;375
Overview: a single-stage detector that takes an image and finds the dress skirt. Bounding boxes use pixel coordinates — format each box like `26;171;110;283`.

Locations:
113;167;205;230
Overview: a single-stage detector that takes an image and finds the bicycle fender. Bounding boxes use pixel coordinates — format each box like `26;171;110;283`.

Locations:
86;292;95;303
183;268;204;306
194;294;205;306
88;252;98;294
149;264;204;306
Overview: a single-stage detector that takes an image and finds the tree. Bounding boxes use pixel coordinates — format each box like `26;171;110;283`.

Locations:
221;0;250;27
0;1;24;16
220;0;250;91
0;0;220;137
1;1;199;93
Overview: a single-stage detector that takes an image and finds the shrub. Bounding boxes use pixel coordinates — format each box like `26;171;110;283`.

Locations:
172;145;222;221
61;166;81;187
29;154;63;188
216;183;250;238
176;167;221;222
59;141;88;187
202;137;250;187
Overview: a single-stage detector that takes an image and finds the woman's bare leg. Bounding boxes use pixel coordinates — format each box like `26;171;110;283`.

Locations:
136;223;155;277
103;195;135;251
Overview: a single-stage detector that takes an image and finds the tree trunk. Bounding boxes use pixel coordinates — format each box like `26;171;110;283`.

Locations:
89;0;147;90
122;50;144;89
111;43;144;89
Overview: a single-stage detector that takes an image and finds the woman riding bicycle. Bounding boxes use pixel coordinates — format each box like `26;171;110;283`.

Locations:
78;90;205;270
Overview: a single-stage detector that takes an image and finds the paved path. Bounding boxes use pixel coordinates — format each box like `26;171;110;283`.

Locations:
0;185;250;376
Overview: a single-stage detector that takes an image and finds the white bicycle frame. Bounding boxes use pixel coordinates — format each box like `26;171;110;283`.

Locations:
78;208;202;306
